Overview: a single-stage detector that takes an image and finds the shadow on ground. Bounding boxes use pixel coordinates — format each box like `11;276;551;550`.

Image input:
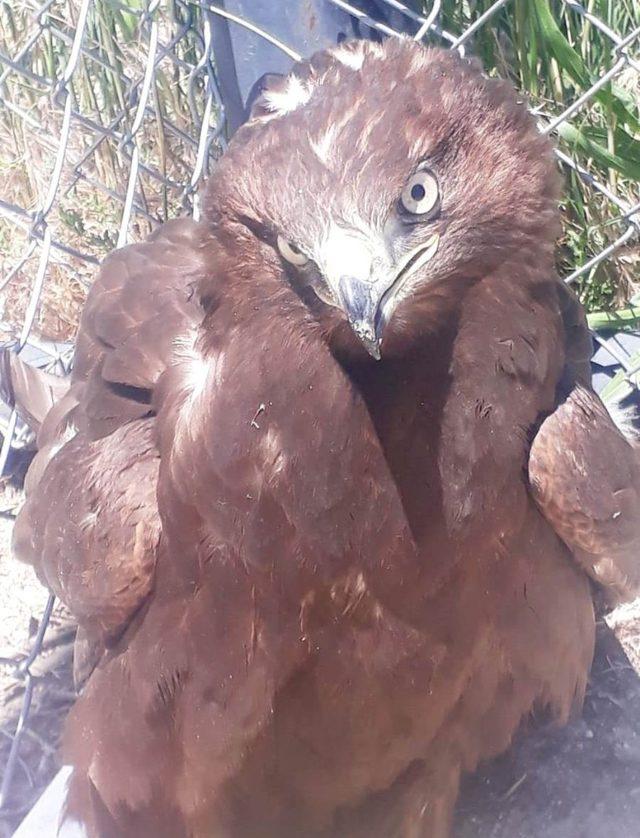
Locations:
455;622;640;838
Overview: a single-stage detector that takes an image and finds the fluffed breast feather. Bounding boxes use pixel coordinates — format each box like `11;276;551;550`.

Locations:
13;218;213;667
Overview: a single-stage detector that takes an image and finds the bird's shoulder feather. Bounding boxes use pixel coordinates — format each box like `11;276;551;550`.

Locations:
73;217;214;440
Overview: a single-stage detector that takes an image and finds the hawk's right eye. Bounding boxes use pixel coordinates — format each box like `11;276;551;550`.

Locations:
400;169;439;217
277;235;309;266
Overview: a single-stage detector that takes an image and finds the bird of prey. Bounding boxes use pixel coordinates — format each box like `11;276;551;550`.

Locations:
7;38;640;837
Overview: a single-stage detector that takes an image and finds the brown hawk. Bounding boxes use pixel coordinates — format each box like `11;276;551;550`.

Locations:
7;38;640;837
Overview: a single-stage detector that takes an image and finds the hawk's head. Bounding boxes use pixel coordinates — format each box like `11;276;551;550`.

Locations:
205;38;560;359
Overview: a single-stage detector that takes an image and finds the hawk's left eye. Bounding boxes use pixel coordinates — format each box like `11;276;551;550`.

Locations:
400;170;439;216
277;235;309;266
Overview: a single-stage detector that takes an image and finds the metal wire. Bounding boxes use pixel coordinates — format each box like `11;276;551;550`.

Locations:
0;0;639;820
0;595;56;810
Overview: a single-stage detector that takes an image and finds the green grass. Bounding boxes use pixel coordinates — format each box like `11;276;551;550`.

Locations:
1;0;638;336
435;0;640;312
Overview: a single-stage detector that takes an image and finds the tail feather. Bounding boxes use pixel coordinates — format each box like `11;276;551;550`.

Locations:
0;348;70;435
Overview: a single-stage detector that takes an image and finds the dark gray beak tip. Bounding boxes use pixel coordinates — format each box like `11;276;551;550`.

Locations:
337;276;383;360
351;321;382;360
360;342;381;361
364;337;382;361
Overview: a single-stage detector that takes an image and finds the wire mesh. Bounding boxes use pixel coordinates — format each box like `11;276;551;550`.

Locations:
0;0;639;825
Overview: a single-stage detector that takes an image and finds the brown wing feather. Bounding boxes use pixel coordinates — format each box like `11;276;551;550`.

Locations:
14;419;160;643
14;218;215;664
529;383;640;605
71;218;209;439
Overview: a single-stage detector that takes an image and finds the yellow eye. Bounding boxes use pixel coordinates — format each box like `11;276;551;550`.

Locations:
400;170;439;215
277;235;309;266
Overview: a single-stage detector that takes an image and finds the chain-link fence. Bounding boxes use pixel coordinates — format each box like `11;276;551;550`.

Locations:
0;0;639;830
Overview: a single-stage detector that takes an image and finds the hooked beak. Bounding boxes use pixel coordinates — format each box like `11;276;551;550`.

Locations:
337;275;383;360
331;233;440;359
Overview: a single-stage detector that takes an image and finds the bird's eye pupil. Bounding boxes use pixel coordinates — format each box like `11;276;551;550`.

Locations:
400;169;439;218
289;242;300;254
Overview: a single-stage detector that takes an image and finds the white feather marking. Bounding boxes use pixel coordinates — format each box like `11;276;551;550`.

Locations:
262;74;312;116
312;104;363;161
172;330;198;358
187;356;210;401
332;44;365;70
261;427;286;477
310;124;339;164
409;49;429;74
47;421;77;459
354;114;384;156
173;330;224;410
409;136;427;160
79;511;99;532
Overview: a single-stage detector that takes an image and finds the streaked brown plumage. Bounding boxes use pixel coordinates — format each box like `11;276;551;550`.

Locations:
7;38;640;837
